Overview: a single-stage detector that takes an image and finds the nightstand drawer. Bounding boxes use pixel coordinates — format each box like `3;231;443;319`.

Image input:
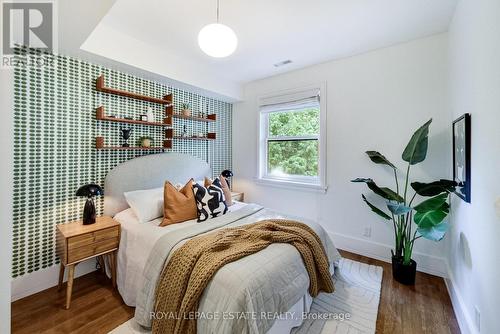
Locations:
68;226;119;250
67;237;119;263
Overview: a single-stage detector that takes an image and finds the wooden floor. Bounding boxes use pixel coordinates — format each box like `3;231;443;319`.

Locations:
11;250;460;334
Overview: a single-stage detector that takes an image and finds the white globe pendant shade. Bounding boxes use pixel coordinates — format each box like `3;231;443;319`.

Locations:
198;23;238;58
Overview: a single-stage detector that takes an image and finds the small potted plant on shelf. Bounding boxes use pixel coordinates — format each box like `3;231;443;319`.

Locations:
181;103;191;117
351;119;456;285
138;136;153;148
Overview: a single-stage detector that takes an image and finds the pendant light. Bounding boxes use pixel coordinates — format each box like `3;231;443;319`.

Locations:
198;0;238;58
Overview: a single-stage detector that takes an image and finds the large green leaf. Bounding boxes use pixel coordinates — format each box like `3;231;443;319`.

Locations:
402;119;432;165
411;179;457;196
365;151;396;169
387;202;412;215
417;221;449;241
413;193;449;212
414;202;449;229
362;195;391;220
351;178;404;202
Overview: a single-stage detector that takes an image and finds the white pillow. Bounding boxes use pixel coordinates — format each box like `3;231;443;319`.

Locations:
124;187;164;223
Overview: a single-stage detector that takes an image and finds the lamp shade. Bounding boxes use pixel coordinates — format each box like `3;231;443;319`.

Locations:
198;23;237;58
76;184;103;198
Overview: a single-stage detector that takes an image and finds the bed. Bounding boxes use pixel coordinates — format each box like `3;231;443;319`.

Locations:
104;153;341;334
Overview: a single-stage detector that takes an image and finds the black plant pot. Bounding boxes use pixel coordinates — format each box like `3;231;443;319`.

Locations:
392;256;416;285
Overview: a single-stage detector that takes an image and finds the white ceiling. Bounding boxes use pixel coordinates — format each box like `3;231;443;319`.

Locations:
81;0;457;100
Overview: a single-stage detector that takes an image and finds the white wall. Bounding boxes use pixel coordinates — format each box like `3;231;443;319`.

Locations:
446;1;500;333
233;34;451;276
0;55;13;334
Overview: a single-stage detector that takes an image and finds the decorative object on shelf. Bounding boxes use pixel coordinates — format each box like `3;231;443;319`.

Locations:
221;169;233;187
138;136;153;148
182;125;188;138
140;115;148;122
453;113;471;203
121;128;132;147
351;119;457;285
198;132;204;138
147;107;155;122
181;103;191;117
75;184;103;225
198;0;237;58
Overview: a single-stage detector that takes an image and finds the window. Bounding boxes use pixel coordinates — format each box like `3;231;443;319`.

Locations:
258;85;326;190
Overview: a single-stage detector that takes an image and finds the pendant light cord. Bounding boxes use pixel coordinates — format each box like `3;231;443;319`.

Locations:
216;0;220;23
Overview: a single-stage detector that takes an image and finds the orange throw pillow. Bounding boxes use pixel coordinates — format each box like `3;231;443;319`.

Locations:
219;176;233;206
161;179;197;226
204;177;213;187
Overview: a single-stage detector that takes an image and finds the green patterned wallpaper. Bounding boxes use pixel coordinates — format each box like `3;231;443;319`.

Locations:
12;47;232;278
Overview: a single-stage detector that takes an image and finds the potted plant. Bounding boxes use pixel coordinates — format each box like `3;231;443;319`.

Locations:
138;136;153;148
351;119;456;285
181;103;191;117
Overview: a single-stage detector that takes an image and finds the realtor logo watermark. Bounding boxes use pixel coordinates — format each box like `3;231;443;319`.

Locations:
1;0;57;68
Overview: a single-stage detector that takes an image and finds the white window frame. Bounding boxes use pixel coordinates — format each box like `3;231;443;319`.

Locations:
257;83;327;192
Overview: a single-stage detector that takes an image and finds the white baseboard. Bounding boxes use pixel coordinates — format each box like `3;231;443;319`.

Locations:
328;231;448;278
444;263;477;334
11;259;97;302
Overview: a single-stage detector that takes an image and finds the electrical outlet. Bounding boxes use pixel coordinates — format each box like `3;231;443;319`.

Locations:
363;226;371;238
474;305;480;331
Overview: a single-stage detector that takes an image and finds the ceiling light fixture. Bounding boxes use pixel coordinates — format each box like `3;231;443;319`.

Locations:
198;0;237;58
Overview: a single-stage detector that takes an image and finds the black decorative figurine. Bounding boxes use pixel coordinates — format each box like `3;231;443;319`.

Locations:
221;169;233;187
76;184;103;225
121;128;132;147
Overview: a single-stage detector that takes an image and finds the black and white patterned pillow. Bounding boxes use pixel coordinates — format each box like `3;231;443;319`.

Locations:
192;178;228;222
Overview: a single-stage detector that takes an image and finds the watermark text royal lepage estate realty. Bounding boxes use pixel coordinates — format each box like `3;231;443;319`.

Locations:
1;0;57;68
149;311;352;322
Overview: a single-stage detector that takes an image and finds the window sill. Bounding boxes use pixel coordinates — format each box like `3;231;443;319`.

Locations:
254;177;328;193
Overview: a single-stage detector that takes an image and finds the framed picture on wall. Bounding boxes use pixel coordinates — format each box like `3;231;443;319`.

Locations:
452;113;471;203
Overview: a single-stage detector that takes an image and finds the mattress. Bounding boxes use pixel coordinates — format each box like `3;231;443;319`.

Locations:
114;201;333;333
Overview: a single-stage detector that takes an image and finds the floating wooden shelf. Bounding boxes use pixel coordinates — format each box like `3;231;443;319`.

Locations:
96;106;172;127
95;136;171;150
172;136;216;141
171;113;216;123
165;129;216;141
94;77;219;150
96;146;167;150
96;75;173;105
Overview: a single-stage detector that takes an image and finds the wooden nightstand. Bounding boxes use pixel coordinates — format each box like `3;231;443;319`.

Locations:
231;191;244;202
56;216;120;309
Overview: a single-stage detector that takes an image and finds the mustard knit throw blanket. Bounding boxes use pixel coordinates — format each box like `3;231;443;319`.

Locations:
152;219;334;334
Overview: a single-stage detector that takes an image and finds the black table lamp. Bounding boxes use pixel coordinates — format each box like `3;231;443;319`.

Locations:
221;169;233;188
76;184;103;225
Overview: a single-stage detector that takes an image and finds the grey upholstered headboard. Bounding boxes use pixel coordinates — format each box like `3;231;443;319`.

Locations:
103;153;212;216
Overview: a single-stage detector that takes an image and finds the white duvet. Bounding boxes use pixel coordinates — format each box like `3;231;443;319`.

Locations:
114;201;249;306
115;202;340;333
